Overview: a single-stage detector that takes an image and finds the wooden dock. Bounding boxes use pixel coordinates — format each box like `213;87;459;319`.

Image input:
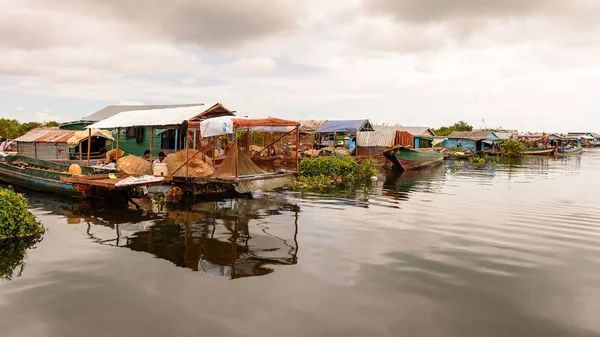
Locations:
61;173;171;190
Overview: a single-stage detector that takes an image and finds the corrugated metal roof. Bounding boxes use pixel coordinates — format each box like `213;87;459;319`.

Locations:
448;131;498;140
374;125;434;136
316;120;370;133
83;103;204;122
14;128;56;142
35;130;76;143
357;130;396;147
87;106;211;129
299;120;327;132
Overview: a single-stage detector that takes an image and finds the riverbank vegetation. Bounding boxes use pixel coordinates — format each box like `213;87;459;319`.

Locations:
0;187;45;239
290;157;379;191
501;139;525;158
0;118;59;139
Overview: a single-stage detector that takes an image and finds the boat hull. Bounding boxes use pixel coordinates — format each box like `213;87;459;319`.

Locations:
383;146;444;171
0;162;84;197
524;148;556;156
557;147;583;155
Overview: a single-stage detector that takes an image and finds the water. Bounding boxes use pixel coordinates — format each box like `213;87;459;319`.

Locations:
2;151;600;336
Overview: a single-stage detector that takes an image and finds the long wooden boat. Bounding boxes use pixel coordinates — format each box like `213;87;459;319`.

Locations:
0;155;105;197
383;146;444;171
557;147;583;155
524;147;556;156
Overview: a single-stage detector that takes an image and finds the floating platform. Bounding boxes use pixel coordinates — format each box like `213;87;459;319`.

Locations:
61;173;171;190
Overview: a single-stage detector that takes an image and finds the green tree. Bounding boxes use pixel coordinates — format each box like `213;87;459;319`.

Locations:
434;121;473;136
0;119;59;139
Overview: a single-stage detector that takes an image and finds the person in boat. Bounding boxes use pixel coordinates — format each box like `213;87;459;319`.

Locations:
142;150;151;161
0;139;12;156
153;152;166;164
96;148;118;169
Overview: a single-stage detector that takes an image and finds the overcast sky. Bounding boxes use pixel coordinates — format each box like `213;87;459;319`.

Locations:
0;0;599;132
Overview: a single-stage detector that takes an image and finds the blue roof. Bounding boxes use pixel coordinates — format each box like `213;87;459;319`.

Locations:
316;120;370;133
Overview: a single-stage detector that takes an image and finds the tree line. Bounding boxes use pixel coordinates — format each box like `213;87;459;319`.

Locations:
433;121;473;136
0;119;60;140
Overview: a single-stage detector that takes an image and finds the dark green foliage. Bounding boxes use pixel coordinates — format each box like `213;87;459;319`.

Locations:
501;139;525;158
0;118;59;139
471;157;486;167
0;187;44;239
0;235;42;280
292;157;378;190
434;121;473;137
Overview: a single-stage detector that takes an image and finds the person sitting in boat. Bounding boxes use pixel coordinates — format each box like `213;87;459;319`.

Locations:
0;139;12;156
142;150;151;161
153;152;166;164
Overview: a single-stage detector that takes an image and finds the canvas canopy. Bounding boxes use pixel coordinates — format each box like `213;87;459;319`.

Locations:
197;116;299;138
67;129;114;148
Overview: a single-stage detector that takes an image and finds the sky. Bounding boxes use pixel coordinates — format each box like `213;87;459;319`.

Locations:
0;0;599;132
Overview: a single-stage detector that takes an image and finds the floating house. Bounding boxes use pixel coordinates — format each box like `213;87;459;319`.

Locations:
13;127;114;161
567;132;600;147
314;120;374;152
443;131;499;152
61;103;235;157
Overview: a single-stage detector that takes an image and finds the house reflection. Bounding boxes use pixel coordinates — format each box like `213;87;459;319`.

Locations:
78;196;300;280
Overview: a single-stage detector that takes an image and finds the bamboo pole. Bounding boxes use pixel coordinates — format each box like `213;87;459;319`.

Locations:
234;129;239;178
149;126;154;160
295;126;300;172
116;127;121;161
87;128;91;166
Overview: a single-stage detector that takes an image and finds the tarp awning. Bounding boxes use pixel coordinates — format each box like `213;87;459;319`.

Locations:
195;117;299;138
87;106;209;129
67;129;114;148
316;120;369;133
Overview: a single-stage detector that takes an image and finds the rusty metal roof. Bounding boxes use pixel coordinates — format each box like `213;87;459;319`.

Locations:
36;129;76;143
13;128;56;142
14;128;75;143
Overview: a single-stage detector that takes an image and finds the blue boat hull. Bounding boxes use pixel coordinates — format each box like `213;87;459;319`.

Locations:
0;162;83;197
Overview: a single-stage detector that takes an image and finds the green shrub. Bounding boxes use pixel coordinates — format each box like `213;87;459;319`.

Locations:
0;187;44;239
471;157;486;167
501;139;525;158
293;157;379;190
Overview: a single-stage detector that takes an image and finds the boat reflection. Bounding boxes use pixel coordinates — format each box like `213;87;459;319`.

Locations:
65;195;300;280
382;166;446;200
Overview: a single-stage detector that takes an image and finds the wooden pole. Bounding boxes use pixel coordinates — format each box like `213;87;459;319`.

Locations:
116;127;121;161
295;126;300;172
149;126;154;160
79;143;82;162
87;128;91;166
186;144;189;178
234;129;239;178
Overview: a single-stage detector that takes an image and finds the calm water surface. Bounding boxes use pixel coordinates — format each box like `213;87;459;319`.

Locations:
2;150;600;336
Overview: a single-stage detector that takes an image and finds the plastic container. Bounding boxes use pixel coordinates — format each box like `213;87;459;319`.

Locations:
152;163;169;176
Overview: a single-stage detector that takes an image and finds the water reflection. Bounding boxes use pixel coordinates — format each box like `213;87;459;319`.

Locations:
28;193;300;280
382;166;446;200
0;236;42;281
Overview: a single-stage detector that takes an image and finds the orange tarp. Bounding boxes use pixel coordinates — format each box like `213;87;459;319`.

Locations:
395;131;414;147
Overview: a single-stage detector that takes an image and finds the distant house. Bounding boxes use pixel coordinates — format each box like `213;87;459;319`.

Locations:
443;131;499;152
567;132;600;146
314;120;374;151
61;103;235;156
372;125;436;148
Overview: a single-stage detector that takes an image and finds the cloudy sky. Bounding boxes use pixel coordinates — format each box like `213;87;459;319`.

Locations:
0;0;599;132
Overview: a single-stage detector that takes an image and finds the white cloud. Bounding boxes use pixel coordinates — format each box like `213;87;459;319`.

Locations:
35;108;63;122
231;57;277;75
13;106;24;112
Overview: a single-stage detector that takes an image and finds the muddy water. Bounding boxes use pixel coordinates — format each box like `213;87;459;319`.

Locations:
2;151;600;336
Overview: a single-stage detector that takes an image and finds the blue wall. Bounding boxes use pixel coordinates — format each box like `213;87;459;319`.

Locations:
443;139;477;151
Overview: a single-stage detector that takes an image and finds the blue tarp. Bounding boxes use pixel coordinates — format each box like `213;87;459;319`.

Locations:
316;120;368;133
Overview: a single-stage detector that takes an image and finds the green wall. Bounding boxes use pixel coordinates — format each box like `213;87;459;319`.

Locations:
112;127;163;157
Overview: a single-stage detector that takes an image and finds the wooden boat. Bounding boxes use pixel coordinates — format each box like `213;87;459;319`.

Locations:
557;147;583;155
383;146;444;171
0;155;106;197
524;147;556;156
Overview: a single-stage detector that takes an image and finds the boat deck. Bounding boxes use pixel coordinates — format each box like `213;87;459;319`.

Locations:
61;173;171;190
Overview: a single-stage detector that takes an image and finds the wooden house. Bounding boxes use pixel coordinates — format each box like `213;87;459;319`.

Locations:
443;131;499;152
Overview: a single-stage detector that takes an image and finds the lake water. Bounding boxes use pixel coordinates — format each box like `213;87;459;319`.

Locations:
2;151;600;337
